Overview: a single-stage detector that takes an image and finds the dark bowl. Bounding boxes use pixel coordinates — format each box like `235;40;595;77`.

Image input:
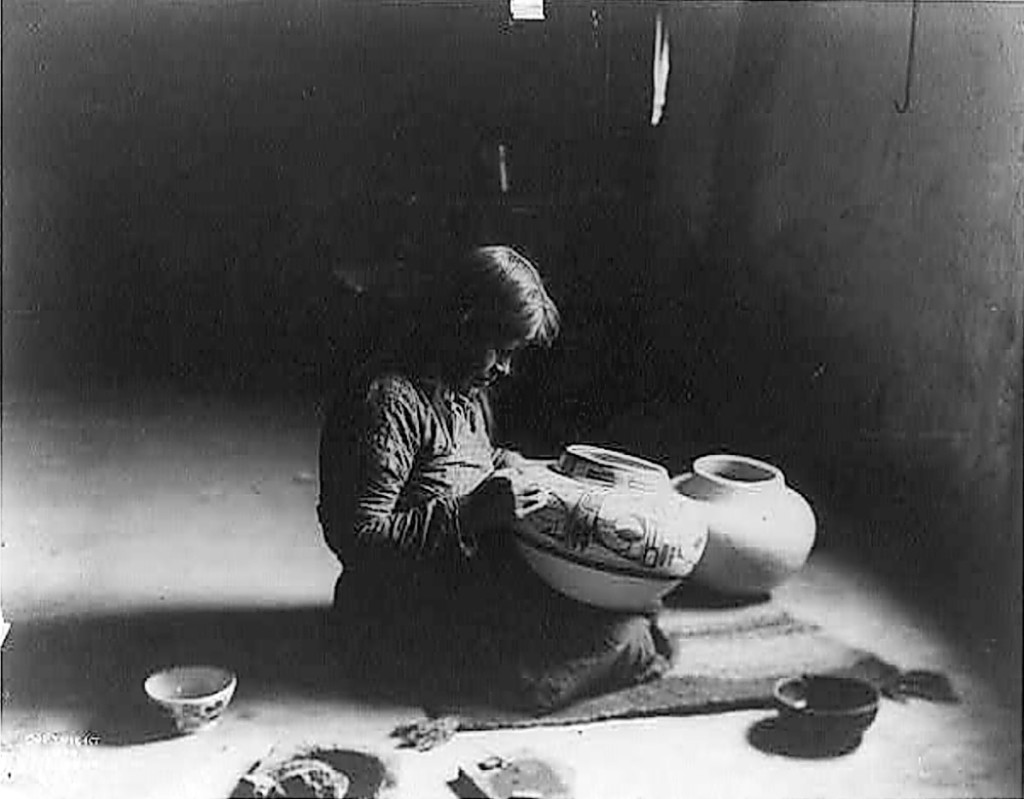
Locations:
773;675;880;747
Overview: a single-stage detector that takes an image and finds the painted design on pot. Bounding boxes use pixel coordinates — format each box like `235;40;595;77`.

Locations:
534;490;702;572
510;446;709;611
177;700;225;730
672;454;816;597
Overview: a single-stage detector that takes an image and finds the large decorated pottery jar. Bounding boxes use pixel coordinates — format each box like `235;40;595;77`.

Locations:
671;454;816;597
511;445;709;612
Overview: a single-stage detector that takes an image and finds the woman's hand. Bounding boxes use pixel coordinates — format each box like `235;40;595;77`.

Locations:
460;467;550;534
493;448;532;471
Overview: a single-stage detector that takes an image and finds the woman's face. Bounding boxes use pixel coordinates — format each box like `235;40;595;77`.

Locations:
461;337;526;392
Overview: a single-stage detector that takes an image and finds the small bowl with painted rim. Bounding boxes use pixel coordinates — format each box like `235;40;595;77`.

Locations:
144;665;237;735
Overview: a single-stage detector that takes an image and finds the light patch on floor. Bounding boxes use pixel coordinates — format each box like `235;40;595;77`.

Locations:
1;390;1021;799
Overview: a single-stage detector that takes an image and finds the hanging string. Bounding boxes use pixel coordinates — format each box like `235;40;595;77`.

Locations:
894;0;920;114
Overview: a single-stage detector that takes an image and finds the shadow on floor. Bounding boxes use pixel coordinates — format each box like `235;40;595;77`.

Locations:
1;593;775;749
0;606;449;747
662;583;771;610
746;714;865;759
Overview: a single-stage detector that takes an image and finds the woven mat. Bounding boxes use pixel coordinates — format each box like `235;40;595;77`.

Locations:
437;596;907;732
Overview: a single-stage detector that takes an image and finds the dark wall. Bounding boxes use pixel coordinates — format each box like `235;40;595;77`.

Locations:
3;0;654;417
641;1;1022;673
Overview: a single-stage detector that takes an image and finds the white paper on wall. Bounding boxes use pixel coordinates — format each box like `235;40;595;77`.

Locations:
510;0;544;22
651;10;671;126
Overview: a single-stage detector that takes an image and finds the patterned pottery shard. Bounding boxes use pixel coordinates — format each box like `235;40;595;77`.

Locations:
455;751;574;799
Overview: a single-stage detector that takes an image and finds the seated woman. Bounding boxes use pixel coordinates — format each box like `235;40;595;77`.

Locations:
317;245;672;712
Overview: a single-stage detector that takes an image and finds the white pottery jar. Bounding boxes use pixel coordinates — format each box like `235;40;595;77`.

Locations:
671;454;816;597
511;445;709;612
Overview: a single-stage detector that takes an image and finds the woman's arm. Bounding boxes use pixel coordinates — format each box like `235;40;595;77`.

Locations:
318;376;476;564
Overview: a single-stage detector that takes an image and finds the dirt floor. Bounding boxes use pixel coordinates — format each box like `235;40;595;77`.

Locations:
1;387;1021;799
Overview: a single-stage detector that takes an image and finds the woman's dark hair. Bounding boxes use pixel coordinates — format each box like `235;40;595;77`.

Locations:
444;245;560;347
356;245;559;386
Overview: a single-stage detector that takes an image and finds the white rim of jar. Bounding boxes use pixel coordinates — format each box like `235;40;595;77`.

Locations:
692;454;784;489
559;445;669;491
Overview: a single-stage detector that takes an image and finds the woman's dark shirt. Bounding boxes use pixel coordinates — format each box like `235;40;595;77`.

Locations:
318;372;506;584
